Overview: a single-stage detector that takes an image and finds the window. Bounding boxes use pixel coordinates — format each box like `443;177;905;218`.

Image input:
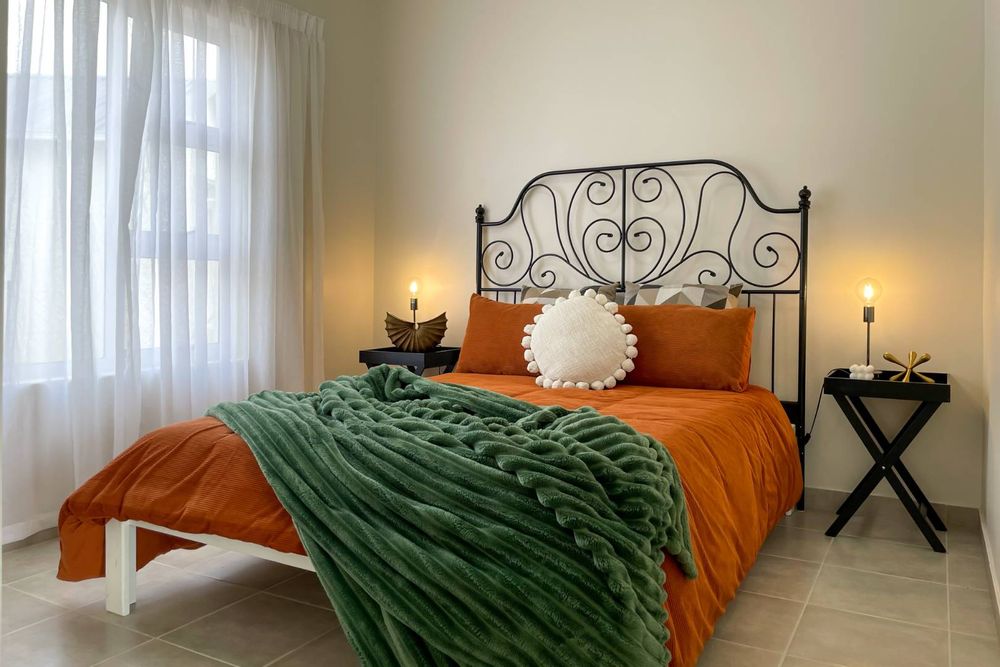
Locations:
4;0;325;544
134;34;224;368
6;0;230;380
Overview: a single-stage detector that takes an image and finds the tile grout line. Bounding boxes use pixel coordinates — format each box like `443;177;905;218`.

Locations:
87;638;231;667
0;606;74;638
777;528;834;664
760;554;955;589
743;531;993;639
4;576;95;606
4;568;264;637
112;595;336;667
260;627;342;667
4;611;155;667
712;637;852;667
802;601;957;634
777;520;921;544
707;637;782;656
769;524;993;588
821;562;952;587
3;566;65;587
150;590;268;640
149;588;338;664
743;586;972;637
156;637;244;667
0;587;90;636
4;542;339;665
177;559;301;591
263;588;338;613
753;555;976;598
87;639;159;667
776;521;947;553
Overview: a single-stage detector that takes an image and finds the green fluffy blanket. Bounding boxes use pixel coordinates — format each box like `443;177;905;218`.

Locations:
208;365;695;667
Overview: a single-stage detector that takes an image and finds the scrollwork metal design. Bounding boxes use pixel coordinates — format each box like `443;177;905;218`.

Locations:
478;161;802;292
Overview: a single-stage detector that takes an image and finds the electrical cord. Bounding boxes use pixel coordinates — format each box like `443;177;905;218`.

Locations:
806;370;837;438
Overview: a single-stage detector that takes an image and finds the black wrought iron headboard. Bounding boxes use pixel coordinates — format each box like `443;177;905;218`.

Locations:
474;159;810;507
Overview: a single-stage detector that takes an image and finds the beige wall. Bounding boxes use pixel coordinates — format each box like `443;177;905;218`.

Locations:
372;0;986;507
984;0;1000;611
289;0;379;379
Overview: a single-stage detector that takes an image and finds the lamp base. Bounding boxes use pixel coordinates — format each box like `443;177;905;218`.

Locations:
866;321;871;367
863;306;875;366
385;312;447;352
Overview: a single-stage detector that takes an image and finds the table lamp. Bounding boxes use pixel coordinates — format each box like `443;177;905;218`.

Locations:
385;278;448;352
855;277;882;366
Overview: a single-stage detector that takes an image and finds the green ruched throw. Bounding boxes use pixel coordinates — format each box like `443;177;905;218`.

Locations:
208;365;696;667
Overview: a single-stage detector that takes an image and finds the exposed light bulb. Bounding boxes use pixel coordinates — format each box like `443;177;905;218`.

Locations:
855;277;882;305
409;279;420;297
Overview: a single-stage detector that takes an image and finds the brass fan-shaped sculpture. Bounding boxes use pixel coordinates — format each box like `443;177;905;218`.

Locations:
385;312;448;352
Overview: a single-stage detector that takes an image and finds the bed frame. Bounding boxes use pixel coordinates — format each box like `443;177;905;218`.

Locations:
104;519;315;614
105;157;810;617
474;158;811;507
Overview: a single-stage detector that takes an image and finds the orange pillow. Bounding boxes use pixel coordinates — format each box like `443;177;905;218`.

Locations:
454;294;544;375
620;304;755;391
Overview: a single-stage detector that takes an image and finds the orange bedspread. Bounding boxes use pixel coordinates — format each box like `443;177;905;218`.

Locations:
58;374;801;667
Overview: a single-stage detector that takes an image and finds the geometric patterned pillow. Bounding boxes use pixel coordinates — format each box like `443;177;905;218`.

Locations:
624;282;743;309
521;283;618;304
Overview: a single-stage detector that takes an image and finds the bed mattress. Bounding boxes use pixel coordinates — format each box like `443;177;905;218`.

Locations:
58;373;801;666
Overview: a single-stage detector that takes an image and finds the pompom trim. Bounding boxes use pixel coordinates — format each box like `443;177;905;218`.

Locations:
522;288;637;390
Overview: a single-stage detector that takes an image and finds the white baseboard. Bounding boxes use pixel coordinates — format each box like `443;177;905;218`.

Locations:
981;515;1000;639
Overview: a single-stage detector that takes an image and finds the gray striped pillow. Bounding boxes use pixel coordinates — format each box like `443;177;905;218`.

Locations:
520;284;618;304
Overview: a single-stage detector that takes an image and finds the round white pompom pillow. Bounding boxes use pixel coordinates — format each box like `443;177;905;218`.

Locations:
522;289;637;390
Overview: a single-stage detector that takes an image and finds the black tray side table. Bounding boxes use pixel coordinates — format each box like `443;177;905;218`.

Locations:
822;368;951;552
359;346;461;376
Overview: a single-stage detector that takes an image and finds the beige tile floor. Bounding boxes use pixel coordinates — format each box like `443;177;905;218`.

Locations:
2;540;358;666
700;489;1000;667
1;489;997;666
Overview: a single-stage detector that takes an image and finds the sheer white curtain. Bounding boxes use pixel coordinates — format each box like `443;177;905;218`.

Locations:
3;0;325;543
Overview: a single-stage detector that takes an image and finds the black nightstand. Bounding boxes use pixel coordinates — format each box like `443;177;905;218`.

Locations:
359;346;461;376
822;368;951;552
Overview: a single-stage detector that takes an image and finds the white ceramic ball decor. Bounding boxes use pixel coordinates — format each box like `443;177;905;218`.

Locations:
521;288;637;390
849;364;875;380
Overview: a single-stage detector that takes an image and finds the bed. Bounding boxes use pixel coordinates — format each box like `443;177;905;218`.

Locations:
57;158;811;666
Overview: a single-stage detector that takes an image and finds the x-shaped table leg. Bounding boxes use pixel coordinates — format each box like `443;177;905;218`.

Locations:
825;394;945;552
842;396;947;531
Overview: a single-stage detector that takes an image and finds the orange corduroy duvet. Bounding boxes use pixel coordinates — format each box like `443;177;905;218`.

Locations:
58;373;801;667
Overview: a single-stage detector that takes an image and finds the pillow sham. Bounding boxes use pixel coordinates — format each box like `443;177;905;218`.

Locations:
522;289;636;390
620;282;743;308
620;303;755;391
454;294;543;375
520;283;618;304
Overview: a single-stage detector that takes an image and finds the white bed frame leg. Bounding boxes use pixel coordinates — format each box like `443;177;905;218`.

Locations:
105;519;136;616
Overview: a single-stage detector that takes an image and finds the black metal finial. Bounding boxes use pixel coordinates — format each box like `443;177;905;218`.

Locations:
798;186;811;209
475;204;485;224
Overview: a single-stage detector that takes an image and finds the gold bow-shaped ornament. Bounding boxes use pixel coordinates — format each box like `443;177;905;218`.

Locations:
882;351;934;383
